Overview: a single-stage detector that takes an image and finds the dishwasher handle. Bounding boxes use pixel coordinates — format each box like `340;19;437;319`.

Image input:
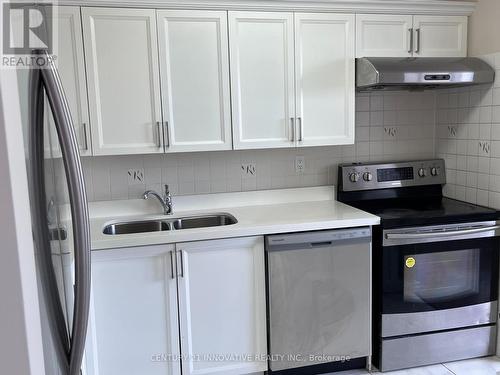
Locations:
266;227;371;252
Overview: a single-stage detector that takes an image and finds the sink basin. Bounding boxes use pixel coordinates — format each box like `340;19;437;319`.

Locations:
172;214;237;230
103;220;170;235
102;213;237;235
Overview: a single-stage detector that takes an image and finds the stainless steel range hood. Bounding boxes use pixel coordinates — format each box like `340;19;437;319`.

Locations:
356;57;495;91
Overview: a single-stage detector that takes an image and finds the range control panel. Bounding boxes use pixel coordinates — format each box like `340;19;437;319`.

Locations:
338;159;446;192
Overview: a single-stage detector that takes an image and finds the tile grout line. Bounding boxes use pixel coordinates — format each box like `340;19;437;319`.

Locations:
83;91;437;202
441;362;458;375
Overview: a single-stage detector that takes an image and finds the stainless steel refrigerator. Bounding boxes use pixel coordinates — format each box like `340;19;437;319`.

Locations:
19;50;91;375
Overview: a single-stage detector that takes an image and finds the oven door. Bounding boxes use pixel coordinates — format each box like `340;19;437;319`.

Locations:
380;221;500;337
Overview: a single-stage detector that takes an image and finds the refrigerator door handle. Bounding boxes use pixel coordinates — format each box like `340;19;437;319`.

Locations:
39;51;92;375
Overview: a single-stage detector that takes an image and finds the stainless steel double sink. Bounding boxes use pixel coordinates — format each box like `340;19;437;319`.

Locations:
103;213;237;235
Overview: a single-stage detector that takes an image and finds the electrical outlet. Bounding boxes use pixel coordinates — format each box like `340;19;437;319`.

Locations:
127;168;144;185
295;156;305;174
241;163;256;177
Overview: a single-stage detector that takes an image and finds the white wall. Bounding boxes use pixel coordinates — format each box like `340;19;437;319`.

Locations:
468;0;500;56
0;70;45;373
76;91;436;202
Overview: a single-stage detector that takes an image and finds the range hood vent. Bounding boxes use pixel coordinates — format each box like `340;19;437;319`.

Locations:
356;57;495;91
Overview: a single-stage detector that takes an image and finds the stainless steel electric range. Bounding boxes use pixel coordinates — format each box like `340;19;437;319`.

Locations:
337;159;500;372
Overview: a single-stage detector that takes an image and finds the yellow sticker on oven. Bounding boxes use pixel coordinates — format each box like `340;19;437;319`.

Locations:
405;257;416;268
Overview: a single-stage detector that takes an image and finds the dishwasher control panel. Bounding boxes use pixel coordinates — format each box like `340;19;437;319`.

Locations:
266;227;371;252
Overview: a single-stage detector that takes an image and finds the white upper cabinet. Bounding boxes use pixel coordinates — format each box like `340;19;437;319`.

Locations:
294;13;355;147
177;237;267;375
74;7;468;154
82;7;163;155
356;14;467;58
229;11;355;149
356;14;413;58
413;16;467;57
84;245;180;375
157;10;232;153
229;12;295;149
47;6;91;157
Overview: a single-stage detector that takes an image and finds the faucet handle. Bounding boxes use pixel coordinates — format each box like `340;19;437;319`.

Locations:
163;184;173;214
164;185;173;205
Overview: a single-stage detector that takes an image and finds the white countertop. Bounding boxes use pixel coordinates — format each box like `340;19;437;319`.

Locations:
79;186;380;251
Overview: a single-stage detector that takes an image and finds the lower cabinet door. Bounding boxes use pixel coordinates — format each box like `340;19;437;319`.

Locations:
84;245;180;375
177;237;268;375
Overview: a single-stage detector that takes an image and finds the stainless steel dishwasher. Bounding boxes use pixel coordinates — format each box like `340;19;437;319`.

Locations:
266;227;372;374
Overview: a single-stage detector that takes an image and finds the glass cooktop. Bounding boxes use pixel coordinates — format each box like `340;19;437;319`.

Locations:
351;197;499;228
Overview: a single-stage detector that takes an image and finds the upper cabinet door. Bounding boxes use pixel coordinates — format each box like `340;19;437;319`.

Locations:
157;10;232;153
82;8;163;155
295;13;355;147
47;6;91;157
356;14;413;57
229;12;295;150
413;16;467;57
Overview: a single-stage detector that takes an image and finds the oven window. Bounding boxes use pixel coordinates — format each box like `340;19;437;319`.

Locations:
380;237;499;314
403;249;480;304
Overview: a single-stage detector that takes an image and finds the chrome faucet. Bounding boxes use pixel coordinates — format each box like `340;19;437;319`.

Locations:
143;184;173;215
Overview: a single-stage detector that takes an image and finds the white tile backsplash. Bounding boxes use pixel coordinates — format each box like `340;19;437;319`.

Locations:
81;91;436;202
436;51;500;210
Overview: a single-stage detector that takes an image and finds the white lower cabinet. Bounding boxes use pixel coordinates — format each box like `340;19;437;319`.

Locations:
84;237;267;375
177;237;267;375
84;245;181;375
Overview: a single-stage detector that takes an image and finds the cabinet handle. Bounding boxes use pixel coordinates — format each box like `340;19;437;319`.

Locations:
408;28;413;54
82;122;88;150
156;121;162;148
169;250;175;279
297;117;303;142
415;28;421;53
178;250;184;278
290;117;295;142
163;121;170;148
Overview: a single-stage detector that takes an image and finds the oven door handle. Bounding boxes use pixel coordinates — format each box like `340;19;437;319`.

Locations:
385;225;500;240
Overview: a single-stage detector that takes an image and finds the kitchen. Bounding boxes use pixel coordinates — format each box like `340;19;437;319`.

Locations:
2;0;500;374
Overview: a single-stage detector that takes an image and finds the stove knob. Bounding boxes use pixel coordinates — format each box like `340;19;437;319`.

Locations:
418;168;426;177
363;172;373;182
349;172;360;183
431;167;439;176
